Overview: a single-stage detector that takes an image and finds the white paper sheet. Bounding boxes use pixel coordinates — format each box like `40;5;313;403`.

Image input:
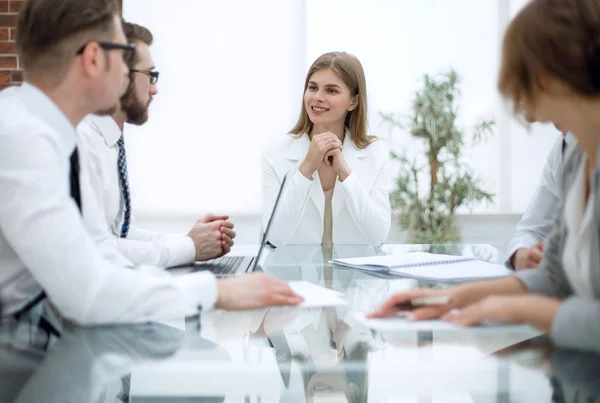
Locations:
353;312;537;332
289;281;347;307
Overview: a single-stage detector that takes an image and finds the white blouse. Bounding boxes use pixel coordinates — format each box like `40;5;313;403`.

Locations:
562;155;595;298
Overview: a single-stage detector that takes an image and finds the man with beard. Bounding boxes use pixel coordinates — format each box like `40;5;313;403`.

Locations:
78;21;233;268
1;0;302;326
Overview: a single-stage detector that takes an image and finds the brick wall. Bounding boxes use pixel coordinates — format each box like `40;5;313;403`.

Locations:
0;0;122;91
0;0;22;91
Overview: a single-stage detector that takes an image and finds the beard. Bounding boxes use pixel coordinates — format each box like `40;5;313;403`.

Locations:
120;82;150;126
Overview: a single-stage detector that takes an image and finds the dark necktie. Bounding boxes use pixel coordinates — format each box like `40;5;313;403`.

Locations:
69;148;82;212
117;135;131;238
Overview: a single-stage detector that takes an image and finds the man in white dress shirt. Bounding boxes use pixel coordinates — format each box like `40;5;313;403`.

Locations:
77;22;235;268
0;0;301;325
506;127;576;270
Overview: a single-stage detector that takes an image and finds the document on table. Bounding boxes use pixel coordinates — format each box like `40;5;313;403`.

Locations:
332;252;474;270
331;252;512;282
386;260;512;282
289;281;347;307
353;312;538;332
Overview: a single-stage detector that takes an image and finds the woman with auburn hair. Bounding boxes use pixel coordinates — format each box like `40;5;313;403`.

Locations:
262;52;391;247
370;0;600;354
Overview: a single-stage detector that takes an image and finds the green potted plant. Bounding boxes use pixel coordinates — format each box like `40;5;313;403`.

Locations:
381;68;495;244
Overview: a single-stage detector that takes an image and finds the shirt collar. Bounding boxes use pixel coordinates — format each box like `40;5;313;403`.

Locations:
565;132;577;147
86;114;123;147
19;82;77;157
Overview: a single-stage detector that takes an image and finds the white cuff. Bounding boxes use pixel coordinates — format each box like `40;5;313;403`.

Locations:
164;235;196;267
339;170;358;192
505;235;542;267
292;166;314;189
173;270;218;312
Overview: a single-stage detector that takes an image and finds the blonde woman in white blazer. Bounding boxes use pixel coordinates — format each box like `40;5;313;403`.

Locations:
262;52;391;247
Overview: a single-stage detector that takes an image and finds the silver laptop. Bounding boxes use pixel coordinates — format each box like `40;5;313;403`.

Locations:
180;174;287;276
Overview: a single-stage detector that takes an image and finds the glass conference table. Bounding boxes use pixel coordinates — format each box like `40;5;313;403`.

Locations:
1;244;598;402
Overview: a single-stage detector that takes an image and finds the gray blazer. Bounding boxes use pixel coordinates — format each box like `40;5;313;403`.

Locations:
516;144;600;353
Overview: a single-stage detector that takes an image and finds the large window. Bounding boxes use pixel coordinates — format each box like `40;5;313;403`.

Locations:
123;0;306;216
123;0;558;218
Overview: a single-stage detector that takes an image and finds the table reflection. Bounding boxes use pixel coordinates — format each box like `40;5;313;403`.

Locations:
1;322;184;402
0;244;570;402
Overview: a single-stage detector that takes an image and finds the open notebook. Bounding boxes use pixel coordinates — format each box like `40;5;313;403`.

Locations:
331;252;512;282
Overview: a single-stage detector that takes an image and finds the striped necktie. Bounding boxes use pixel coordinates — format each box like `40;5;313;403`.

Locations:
117;135;131;238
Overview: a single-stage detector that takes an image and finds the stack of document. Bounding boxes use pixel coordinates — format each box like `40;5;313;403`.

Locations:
331;252;512;282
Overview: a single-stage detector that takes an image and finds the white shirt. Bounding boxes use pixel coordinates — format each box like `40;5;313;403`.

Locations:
506;134;576;266
262;133;391;246
562;155;595;298
0;83;216;324
77;115;195;268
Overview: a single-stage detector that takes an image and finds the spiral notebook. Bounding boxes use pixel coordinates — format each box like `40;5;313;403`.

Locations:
331;252;511;282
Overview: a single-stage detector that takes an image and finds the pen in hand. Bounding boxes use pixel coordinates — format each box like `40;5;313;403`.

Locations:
368;295;453;319
394;296;451;310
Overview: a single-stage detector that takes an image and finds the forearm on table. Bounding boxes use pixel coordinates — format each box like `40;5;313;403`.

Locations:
517;295;561;333
452;276;528;308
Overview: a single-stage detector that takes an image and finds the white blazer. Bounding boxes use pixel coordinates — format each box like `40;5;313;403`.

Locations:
261;133;391;246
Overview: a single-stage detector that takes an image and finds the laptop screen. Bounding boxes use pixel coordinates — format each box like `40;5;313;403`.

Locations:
249;174;287;271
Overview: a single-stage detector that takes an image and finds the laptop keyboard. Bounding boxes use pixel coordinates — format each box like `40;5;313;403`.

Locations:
191;256;245;275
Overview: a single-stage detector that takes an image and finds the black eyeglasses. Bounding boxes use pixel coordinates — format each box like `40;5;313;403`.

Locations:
130;69;160;85
76;41;136;64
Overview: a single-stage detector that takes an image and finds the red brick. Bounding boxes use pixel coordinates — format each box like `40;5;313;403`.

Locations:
9;1;23;13
0;2;8;13
0;41;16;54
0;28;7;41
11;69;21;82
0;14;17;28
0;56;16;68
0;82;15;91
9;28;15;41
0;71;9;82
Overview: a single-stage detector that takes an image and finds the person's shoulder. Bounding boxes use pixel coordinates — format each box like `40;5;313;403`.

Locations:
0;87;51;140
0;86;28;127
263;132;301;155
363;136;390;156
0;85;20;105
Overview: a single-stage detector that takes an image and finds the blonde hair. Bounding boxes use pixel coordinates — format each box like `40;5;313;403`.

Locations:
290;51;376;149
